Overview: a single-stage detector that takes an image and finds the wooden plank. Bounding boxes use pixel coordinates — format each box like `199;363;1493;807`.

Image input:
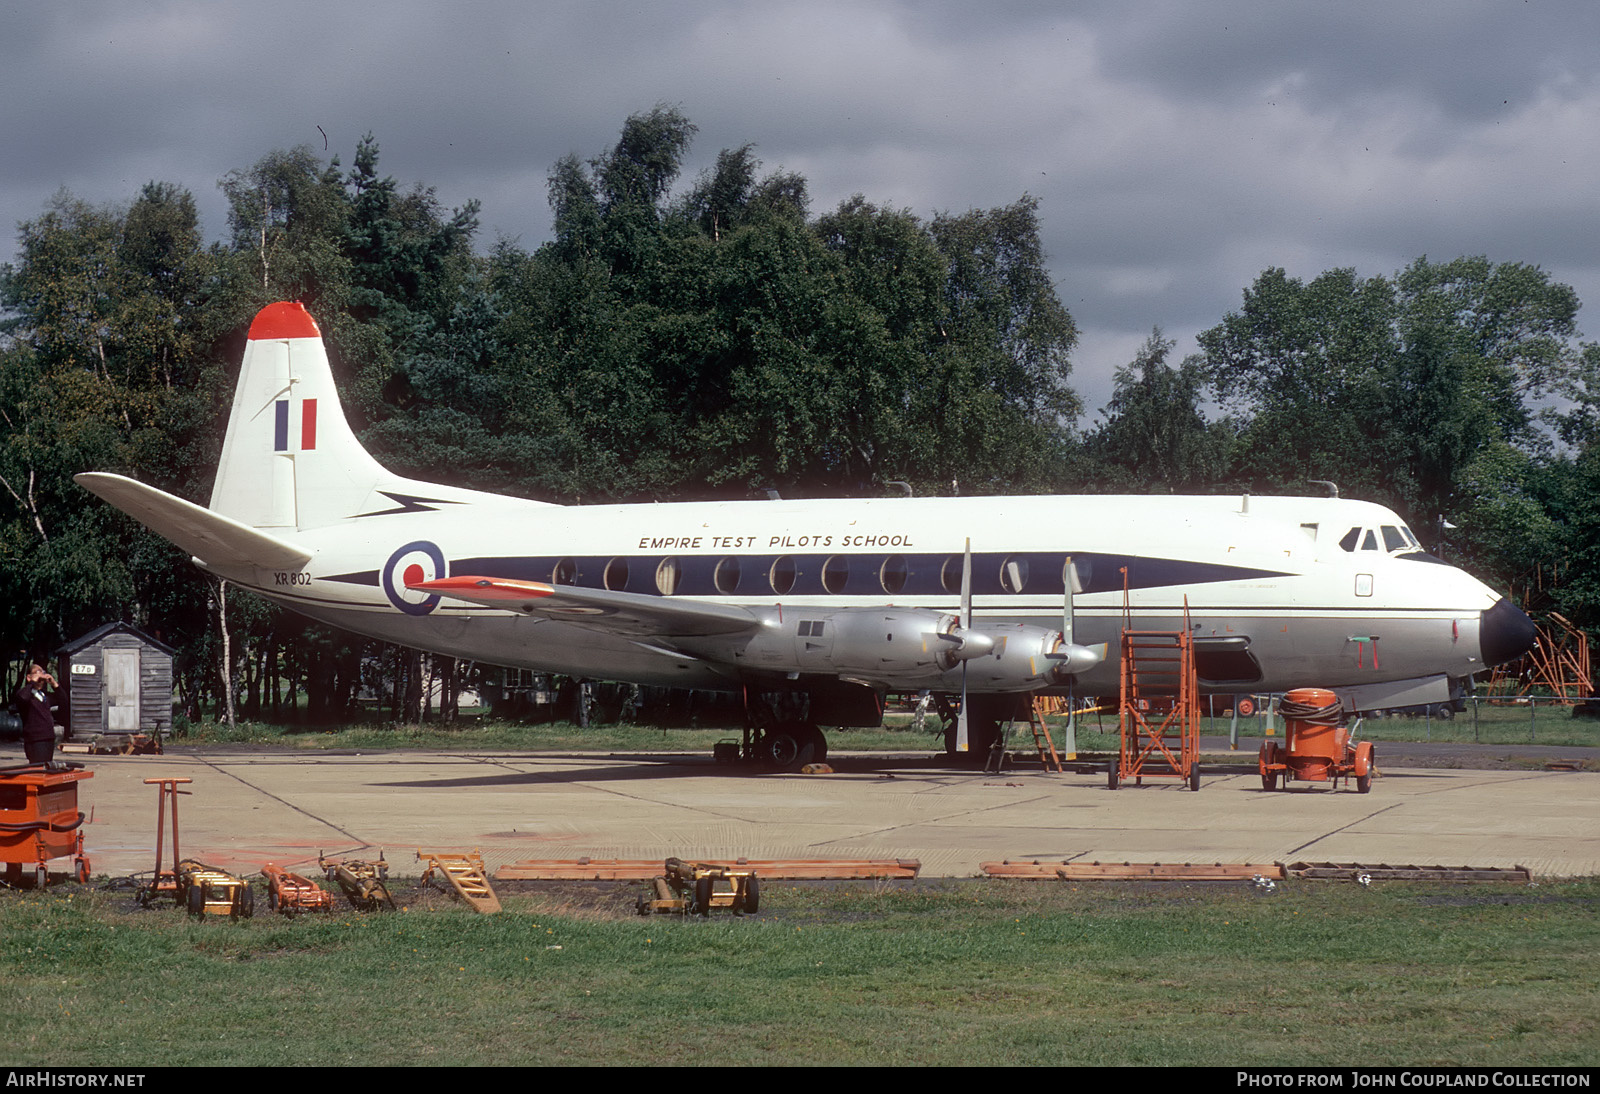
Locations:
497;857;921;881
1284;861;1533;882
983;860;1283;880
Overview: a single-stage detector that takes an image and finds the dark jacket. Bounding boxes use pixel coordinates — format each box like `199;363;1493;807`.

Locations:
14;684;60;743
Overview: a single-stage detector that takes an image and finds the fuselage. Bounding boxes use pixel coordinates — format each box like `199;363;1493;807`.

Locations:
231;489;1513;700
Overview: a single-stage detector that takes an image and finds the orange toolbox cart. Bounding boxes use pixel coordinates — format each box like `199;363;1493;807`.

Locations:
0;762;93;887
1258;688;1375;793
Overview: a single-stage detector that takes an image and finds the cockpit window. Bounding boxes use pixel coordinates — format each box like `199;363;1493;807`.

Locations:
1361;530;1379;551
1339;527;1360;552
1402;527;1420;549
1381;525;1407;552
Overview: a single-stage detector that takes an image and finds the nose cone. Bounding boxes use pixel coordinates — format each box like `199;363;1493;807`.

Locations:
1480;598;1537;667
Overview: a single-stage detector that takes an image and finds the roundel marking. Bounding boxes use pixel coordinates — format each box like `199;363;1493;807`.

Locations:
383;540;447;615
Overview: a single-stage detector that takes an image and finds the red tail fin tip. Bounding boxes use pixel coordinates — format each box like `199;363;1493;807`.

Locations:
247;301;321;340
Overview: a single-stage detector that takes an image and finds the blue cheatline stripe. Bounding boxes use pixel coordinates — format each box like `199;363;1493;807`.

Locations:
274;399;289;451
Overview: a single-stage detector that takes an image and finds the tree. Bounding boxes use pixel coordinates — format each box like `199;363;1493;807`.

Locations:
0;184;222;658
1198;257;1580;536
217;146;350;310
1085;330;1234;492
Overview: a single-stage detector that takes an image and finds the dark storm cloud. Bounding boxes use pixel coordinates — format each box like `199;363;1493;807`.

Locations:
3;0;1596;419
1088;1;1600;121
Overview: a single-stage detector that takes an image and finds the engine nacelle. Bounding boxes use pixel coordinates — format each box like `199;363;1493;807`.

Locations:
942;621;1072;692
698;608;1101;692
714;607;959;686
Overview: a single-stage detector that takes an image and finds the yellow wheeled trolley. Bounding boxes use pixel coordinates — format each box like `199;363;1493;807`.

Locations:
636;858;760;916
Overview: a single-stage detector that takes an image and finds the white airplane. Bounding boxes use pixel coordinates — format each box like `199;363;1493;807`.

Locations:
78;301;1536;766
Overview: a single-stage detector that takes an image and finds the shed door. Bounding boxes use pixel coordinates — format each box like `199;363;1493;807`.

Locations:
104;648;141;732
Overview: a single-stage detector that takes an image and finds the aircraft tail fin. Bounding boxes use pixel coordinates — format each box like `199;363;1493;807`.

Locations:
209;302;400;531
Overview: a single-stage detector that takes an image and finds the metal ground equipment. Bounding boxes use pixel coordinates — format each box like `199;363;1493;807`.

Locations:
417;849;501;914
176;859;254;919
262;862;335;915
1111;594;1201;790
636;858;760;916
137;776;191;906
0;762;92;888
1258;689;1375;792
320;851;397;911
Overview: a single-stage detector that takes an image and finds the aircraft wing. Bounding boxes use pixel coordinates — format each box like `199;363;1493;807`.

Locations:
75;472;313;575
412;575;762;637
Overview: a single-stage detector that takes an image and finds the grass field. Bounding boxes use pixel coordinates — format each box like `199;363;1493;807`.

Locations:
167;701;1600;754
2;876;1595;1067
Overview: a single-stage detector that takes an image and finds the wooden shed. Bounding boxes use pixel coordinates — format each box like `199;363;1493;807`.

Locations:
57;623;176;740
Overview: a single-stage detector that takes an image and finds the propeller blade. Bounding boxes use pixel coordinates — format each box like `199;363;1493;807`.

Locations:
960;537;972;630
1063;555;1078;647
956;538;973;752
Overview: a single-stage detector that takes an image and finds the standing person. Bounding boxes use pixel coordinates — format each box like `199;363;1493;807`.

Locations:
14;663;61;766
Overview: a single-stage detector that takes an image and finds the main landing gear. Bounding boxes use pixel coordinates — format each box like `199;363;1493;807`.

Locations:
757;720;828;770
726;691;831;771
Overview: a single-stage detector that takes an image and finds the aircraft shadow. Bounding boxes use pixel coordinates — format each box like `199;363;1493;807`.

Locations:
372;751;987;790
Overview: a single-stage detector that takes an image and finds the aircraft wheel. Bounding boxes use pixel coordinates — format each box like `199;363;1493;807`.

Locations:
798;722;827;763
1189;763;1201;792
1107;762;1119;790
762;724;816;770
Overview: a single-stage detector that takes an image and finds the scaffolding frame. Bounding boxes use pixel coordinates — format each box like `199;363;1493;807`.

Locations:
1484;612;1591;703
1113;593;1201;790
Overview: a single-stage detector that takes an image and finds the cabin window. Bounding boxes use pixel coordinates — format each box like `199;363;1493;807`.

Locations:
769;556;797;595
880;555;908;595
654;558;679;595
940;556;964;594
1339;528;1360;552
1381;525;1407;552
551;558;576;585
714;557;741;595
822;556;849;595
1000;555;1029;593
604;558;630;591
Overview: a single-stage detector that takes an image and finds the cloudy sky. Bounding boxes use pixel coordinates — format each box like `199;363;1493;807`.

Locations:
3;1;1597;417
